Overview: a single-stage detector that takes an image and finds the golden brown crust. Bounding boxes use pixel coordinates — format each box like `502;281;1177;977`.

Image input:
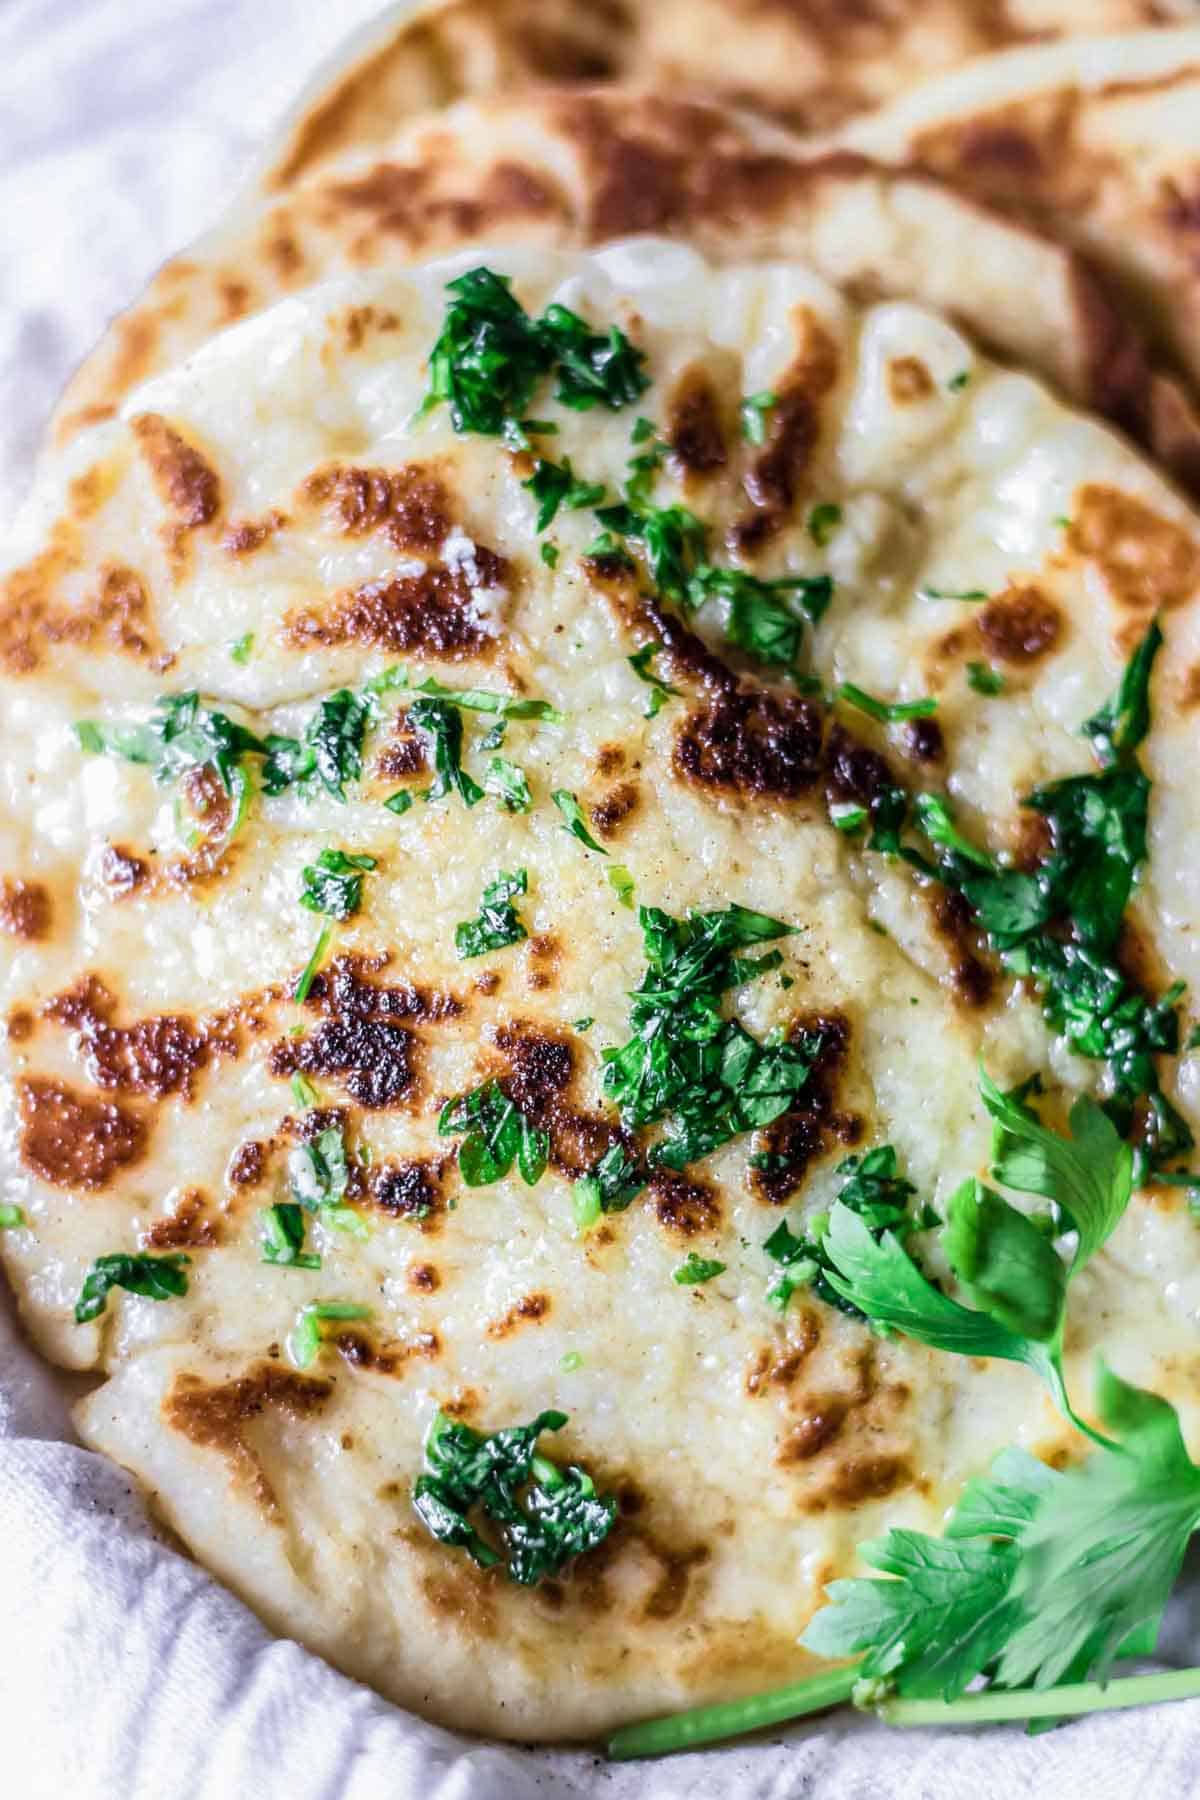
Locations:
48;90;1169;495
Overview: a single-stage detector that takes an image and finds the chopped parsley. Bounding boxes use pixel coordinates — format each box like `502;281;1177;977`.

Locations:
572;1142;645;1232
75;691;271;840
740;390;776;445
540;541;560;570
689;566;832;671
553;789;608;854
522;457;606;531
764;1145;931;1317
484;756;533;813
947;369;971;392
412;1406;616;1584
408;697;484;808
0;1204;24;1229
829;800;868;833
423;266;647;437
808;503;843;547
299;848;376;920
438;1080;549;1187
966;661;1005;696
260;1202;321;1269
384;789;414;816
673;1252;726;1286
287;1122;369;1241
594;499;706;603
628;642;681;718
229;631;255;665
839;683;937;723
74;1252;189;1324
868;621;1187;1174
369;668;562;726
918;585;988;603
262;688;373;803
602;904;818;1170
455;868;529;959
289;1300;372;1368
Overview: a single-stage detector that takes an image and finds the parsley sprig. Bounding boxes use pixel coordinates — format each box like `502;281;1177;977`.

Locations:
455;869;529;959
438;1080;549;1187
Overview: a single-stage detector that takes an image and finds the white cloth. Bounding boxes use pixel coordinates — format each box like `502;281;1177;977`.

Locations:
3;5;1200;1795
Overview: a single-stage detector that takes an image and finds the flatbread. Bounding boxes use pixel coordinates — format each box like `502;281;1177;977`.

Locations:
258;0;1199;189
837;26;1200;492
5;239;1200;1739
47;91;1172;491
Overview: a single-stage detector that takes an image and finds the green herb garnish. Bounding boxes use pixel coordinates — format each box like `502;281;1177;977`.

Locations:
553;790;608;854
408;697;484;808
839;683;937;723
438;1080;549;1187
384;789;414;816
299;848;376;920
602;904;817;1170
966;661;1005;696
484;757;533;813
455;869;529;959
673;1252;726;1286
229;631;255;665
412;1406;616;1583
74;1252;189;1324
289;1300;372;1368
572;1142;645;1232
808;503;842;547
522;457;607;531
628;642;681;718
260;1203;321;1269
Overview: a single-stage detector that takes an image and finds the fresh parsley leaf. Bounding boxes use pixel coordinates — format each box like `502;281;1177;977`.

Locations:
438;1080;549;1187
948;370;971;392
538;303;649;412
540;541;559;570
384;789;414;816
484;756;532;813
628;642;681;718
0;1204;25;1229
288;1125;350;1211
943;1177;1067;1342
75;692;271;838
260;1202;321;1269
455;868;529;959
740;391;776;445
522;457;607;531
595;500;706;603
687;566;830;670
572;1142;645;1232
230;631;254;665
262;689;373;803
412;1407;616;1584
829;800;868;833
839;683;937;723
573;1017;595;1033
553;789;608;854
1082;617;1162;767
423;267;554;436
290;1300;371;1369
673;1252;726;1285
408;697;484;808
966;661;1005;696
764;1146;929;1316
291;1072;318;1107
997;1362;1200;1690
980;1071;1133;1272
808;502;842;547
74;1252;189;1324
299;848;376;920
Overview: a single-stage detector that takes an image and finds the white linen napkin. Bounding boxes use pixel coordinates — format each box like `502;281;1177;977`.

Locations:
3;4;1200;1794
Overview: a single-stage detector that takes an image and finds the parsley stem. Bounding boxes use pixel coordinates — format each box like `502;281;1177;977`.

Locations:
606;1666;859;1760
877;1666;1200;1728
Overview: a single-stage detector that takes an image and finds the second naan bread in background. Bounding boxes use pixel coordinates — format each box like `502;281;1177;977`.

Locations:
258;0;1198;189
837;26;1200;492
48;92;1167;486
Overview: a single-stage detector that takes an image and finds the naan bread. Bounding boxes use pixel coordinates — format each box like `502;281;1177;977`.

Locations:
48;91;1167;491
5;241;1200;1739
837;25;1200;493
259;0;1198;188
